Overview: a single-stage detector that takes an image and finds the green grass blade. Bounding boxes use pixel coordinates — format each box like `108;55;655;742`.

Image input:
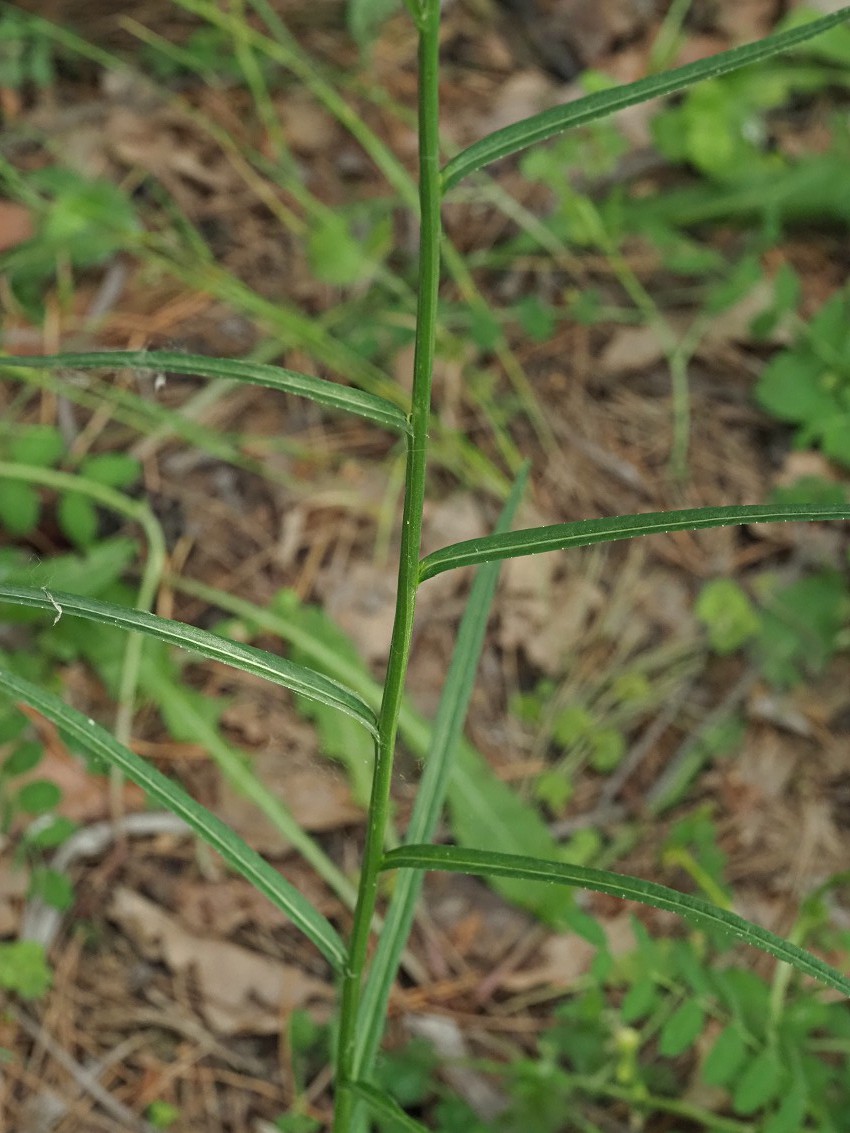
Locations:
346;1082;431;1133
353;466;529;1081
0;585;377;737
0;352;411;434
419;503;850;582
173;0;419;211
141;664;359;908
167;576;597;924
0;667;347;973
441;7;850;191
0;357;292;486
383;845;850;998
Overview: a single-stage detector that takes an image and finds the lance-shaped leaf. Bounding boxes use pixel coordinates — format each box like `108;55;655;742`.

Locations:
0;585;378;737
0;668;348;973
346;1082;431;1133
441;7;850;191
419;503;850;583
0;351;410;434
383;845;850;998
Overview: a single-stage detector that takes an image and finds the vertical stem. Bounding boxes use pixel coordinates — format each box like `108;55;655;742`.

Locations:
332;7;442;1130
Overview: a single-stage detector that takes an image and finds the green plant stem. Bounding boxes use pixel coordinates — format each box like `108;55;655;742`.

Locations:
578;1076;754;1132
470;1059;756;1132
332;8;442;1129
185;0;549;466
165;573;523;837
11;4;522;495
767;907;816;1033
351;469;528;1087
649;0;693;72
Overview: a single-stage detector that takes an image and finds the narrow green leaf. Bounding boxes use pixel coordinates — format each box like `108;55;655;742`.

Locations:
0;351;411;434
346;1081;431;1133
167;575;594;925
419;504;850;583
0;585;378;737
347;0;403;48
0;667;347;973
442;7;850;190
381;845;850;999
353;466;529;1081
447;744;582;925
272;591;377;802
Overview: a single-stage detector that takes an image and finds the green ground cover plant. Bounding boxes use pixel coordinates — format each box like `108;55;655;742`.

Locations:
3;4;850;1131
757;286;850;469
0;7;55;95
363;897;850;1133
499;15;850;479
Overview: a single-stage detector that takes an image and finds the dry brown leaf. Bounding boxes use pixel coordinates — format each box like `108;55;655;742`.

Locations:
108;108;228;197
747;692;814;739
419;492;489;611
600;322;671;376
630;565;696;638
791;655;850;728
476;70;559;137
710;0;777;39
499;544;604;674
323;561;398;665
0;200;34;252
806;0;850;12
108;888;332;1034
498;548;555;653
423;493;488;557
601;281;792;376
405;1014;507;1120
216;748;362;855
773;449;840;488
736;724;816;801
502;914;635;992
701;279;795;349
276;92;337;155
175;876;292;937
527;0;651;67
0;858;27;936
11;707;146;824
